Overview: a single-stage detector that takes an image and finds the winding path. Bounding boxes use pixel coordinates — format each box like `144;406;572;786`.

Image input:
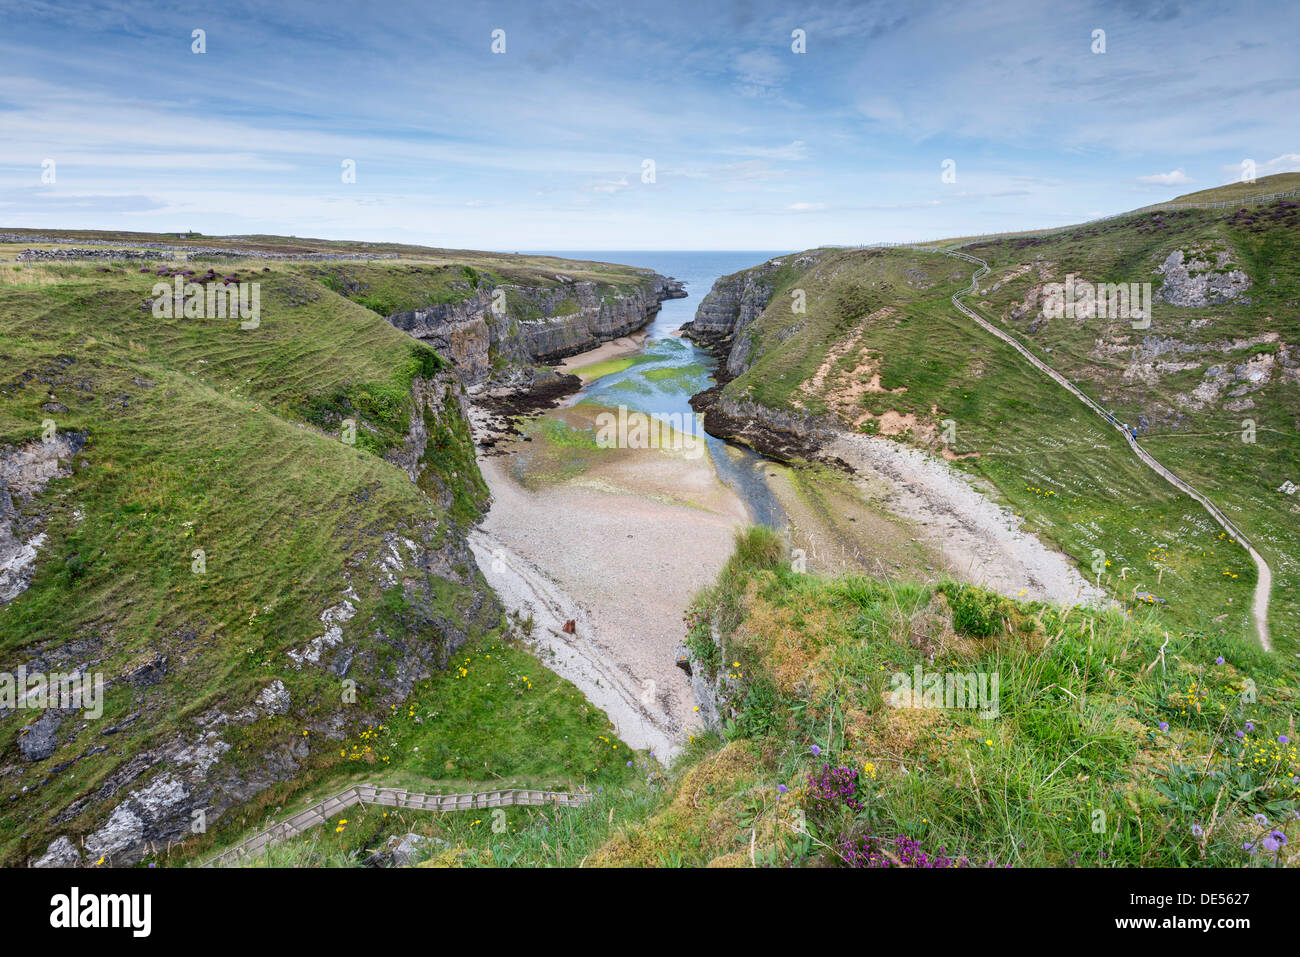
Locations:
915;246;1272;651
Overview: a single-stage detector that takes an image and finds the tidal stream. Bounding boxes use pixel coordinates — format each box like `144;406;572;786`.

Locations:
543;250;789;528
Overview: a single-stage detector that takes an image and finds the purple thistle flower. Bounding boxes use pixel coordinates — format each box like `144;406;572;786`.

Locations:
1254;813;1269;826
1245;722;1255;731
1190;824;1204;838
1158;722;1169;732
1215;656;1225;665
810;744;821;756
777;784;787;794
1236;730;1245;738
1280;735;1290;744
1262;831;1285;853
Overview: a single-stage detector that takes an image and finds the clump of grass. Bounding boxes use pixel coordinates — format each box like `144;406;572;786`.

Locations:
937;581;1035;638
728;525;784;572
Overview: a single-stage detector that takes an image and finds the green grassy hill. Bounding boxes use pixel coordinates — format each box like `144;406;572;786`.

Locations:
1164;173;1300;205
690;175;1299;656
0;234;649;866
954;179;1300;650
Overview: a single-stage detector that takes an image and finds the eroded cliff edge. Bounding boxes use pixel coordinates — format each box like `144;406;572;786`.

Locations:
386;271;685;390
682;251;833;460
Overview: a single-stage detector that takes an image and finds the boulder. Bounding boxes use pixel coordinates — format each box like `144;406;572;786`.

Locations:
19;710;61;762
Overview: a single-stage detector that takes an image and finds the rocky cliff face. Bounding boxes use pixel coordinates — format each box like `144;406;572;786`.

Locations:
689;383;836;462
683;262;780;378
386;274;684;388
682;253;821;378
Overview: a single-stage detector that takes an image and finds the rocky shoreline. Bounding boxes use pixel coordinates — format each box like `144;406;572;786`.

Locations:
469;371;584;451
688;377;840;464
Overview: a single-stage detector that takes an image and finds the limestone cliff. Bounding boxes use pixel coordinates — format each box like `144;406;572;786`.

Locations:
386;273;684;388
681;252;822;378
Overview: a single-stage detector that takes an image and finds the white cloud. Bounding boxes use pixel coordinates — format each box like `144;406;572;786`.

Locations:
787;202;827;211
588;176;631;194
730;140;808;161
1138;168;1193;185
1259;153;1300;176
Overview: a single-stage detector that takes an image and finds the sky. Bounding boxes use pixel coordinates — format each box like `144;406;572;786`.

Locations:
0;0;1297;250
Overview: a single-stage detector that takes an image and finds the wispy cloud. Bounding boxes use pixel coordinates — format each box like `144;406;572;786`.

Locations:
731;49;789;98
730;141;809;161
587;176;631;194
1220;152;1300;180
1139;168;1194;185
0;0;1294;249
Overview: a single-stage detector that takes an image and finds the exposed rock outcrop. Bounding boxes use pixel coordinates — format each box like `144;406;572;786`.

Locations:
32;836;81;868
1;431;86;604
689;381;836;462
1156;245;1252;307
19;710;62;762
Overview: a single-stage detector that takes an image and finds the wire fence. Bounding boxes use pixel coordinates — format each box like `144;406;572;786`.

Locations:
847;186;1300;251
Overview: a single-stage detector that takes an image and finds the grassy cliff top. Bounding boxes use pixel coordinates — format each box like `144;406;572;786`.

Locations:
0;237;647;865
0;231;666;320
0;226;660;274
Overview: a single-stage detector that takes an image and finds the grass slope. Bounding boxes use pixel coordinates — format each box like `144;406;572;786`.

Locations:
0;238;650;865
595;529;1298;868
712;179;1298;653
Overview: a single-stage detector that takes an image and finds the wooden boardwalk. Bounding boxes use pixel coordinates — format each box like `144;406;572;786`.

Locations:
202;784;590;867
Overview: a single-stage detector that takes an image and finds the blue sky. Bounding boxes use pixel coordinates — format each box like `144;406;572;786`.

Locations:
1;0;1296;250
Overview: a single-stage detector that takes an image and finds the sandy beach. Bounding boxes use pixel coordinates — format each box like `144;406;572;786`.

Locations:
471;416;748;758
